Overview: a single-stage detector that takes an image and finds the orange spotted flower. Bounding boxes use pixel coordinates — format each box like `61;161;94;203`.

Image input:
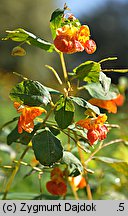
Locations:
76;114;108;145
46;167;67;196
88;94;124;114
14;102;47;134
54;14;96;54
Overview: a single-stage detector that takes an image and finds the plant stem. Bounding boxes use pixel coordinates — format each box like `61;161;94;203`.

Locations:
85;138;124;165
68;179;79;200
2;146;30;200
85;175;92;200
59;52;68;83
73;131;93;200
45;64;63;85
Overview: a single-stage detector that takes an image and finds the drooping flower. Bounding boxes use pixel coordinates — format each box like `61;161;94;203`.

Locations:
54;25;84;54
14;102;47;134
88;94;124;113
54;15;96;54
68;175;87;191
46;167;67;196
76;114;108;145
76;114;107;130
46;181;67;196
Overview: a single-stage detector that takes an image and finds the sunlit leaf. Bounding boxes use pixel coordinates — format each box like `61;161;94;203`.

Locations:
99;71;111;94
70;96;100;115
32;128;63;166
85;83;119;100
73;61;101;83
10;80;51;106
61;151;83;177
50;8;64;39
55;96;75;129
3;28;54;52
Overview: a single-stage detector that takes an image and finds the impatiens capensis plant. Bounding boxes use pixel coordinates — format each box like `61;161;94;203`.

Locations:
1;4;128;200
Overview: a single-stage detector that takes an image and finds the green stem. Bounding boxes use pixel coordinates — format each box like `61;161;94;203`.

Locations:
2;146;30;200
85;139;124;165
102;69;128;73
59;52;68;83
85;175;92;200
45;64;63;85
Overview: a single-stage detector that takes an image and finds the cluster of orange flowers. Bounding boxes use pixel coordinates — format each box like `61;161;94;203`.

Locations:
46;167;67;196
76;94;124;145
76;114;108;145
54;14;96;54
14;102;46;134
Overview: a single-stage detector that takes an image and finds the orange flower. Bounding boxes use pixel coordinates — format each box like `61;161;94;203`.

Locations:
54;25;84;54
69;175;87;191
88;94;124;113
77;25;90;45
54;21;96;54
76;114;108;145
46;181;67;196
14;102;47;133
76;114;107;130
46;167;67;196
84;39;97;54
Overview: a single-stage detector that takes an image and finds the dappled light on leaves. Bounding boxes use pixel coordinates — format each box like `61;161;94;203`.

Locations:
1;3;128;200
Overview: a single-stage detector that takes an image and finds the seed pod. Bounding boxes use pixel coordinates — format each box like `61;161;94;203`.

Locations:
11;46;26;56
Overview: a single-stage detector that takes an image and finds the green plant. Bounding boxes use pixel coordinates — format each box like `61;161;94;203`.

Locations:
0;4;128;200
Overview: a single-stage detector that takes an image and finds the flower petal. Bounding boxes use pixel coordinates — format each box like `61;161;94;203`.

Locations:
113;94;124;106
88;98;117;113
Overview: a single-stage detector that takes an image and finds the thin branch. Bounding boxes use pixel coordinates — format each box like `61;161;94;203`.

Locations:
85;139;124;165
2;146;30;200
45;64;63;85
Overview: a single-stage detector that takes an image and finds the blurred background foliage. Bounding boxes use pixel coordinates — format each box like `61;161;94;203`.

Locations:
0;0;128;199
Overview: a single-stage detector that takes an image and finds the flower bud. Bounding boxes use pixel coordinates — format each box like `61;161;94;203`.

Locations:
11;46;26;56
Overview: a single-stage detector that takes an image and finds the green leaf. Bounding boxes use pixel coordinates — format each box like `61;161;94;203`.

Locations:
93;156;128;176
99;72;111;94
10;80;51;106
48;126;60;136
50;8;64;39
32;128;63;166
73;61;101;83
45;87;61;95
61;151;83;177
7;125;35;145
55;96;75;129
93;156;121;163
70;96;100;115
85;83;119;100
3;28;54;52
110;162;128;176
